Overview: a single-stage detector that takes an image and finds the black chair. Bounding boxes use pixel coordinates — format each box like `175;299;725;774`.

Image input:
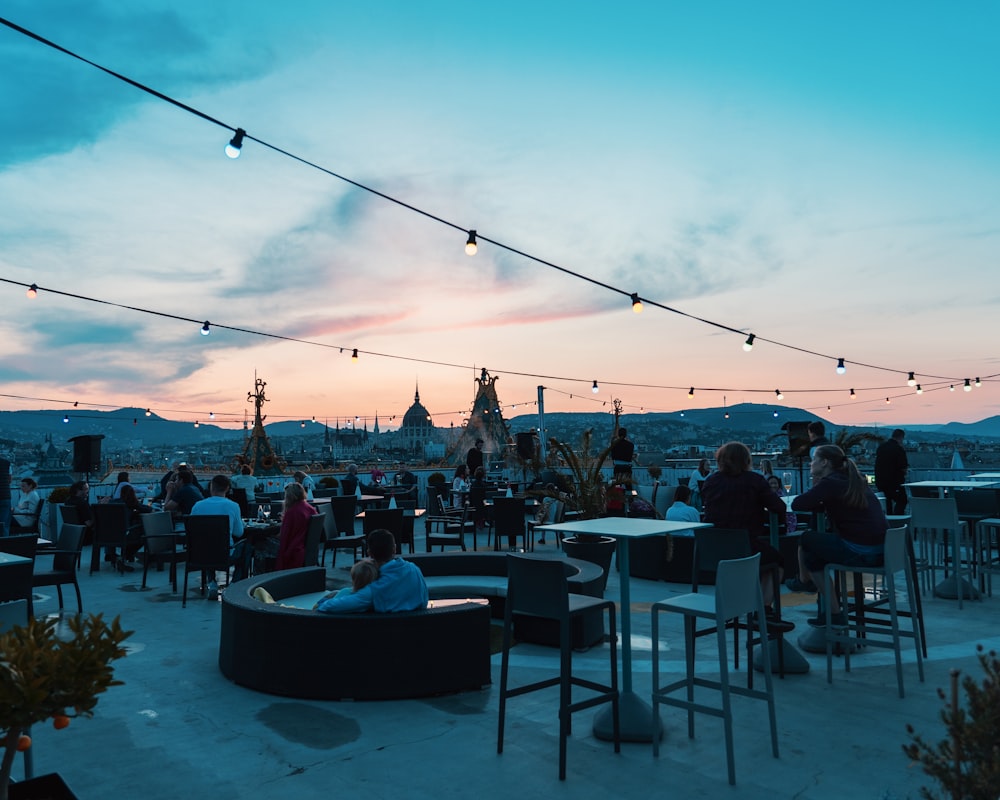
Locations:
182;515;232;608
491;497;529;551
303;513;325;568
32;524;86;613
363;508;405;548
140;511;186;592
90;503;130;575
498;554;620;780
230;488;250;518
0;534;38;616
691;528;790;687
59;503;86;569
10;498;44;535
425;497;470;552
321;496;366;566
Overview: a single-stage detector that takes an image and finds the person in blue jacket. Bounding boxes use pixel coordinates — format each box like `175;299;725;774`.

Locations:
316;529;428;614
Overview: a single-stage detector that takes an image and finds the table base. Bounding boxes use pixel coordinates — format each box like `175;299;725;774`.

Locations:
934;576;981;601
593;689;662;743
753;638;810;674
797;625;859;655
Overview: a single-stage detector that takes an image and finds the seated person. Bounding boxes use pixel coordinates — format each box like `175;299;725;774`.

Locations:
318;560;380;606
111;471;145;501
340;463;360;496
66;480;94;536
665;485;701;523
190;474;248;584
316;529;428;614
274;482;317;571
163;467;204;515
111;483;151;564
11;477;40;530
230;465;257;503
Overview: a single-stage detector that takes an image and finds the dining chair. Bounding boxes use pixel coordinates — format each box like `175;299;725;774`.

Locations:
0;535;38;617
498;554;620;780
321;496;366;566
32;524;86;613
182;515;232;608
490;497;529;551
909;496;976;607
303;513;325;568
90;503;130;575
651;552;778;785
140;511;186;592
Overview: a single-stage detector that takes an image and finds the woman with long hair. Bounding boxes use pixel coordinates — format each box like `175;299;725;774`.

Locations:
275;482;317;570
791;444;888;626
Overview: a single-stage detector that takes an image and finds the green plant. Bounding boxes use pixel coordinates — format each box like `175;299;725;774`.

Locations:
319;476;339;488
547;429;611;523
427;472;447;486
1;615;132;799
45;486;71;505
647;465;662;482
903;645;1000;799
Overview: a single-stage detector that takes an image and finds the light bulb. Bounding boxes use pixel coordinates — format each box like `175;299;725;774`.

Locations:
300;421;306;428
907;371;916;387
225;128;245;159
351;348;358;362
836;358;845;375
26;283;37;299
201;321;211;336
630;293;642;313
975;377;982;388
949;385;955;392
964;378;972;392
62;414;69;423
743;333;755;352
850;388;856;399
465;230;478;256
194;421;200;428
145;408;152;417
886;397;891;404
775;389;783;400
916;384;922;394
592;380;599;394
688;387;695;397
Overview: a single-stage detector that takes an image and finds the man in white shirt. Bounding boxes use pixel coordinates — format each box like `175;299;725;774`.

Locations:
189;475;246;595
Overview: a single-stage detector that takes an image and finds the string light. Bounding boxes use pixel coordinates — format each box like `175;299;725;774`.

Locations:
907;371;916;387
916;384;922;394
886;397;891;404
688;387;695;397
145;408;152;416
2;19;990;397
351;348;358;362
775;389;783;400
592;380;599;394
836;358;846;375
300;420;306;428
62;414;69;423
201;321;211;336
742;334;755;352
630;293;643;313
209;411;215;419
225;128;245;159
964;379;972;392
465;230;477;256
950;385;955;392
850;388;856;399
194;420;200;428
26;283;37;299
975;377;982;388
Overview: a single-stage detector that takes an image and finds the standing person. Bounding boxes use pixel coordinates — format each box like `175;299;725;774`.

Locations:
807;421;830;458
293;470;315;501
0;453;10;536
610;428;635;483
11;478;40;531
274;482;316;571
466;439;485;476
231;465;257;503
874;429;909;515
316;529;428;613
792;445;888;627
190;474;248;587
701;442;787;602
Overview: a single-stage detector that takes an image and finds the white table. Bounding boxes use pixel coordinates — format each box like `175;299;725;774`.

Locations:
969;473;1000;481
534;517;711;742
904;480;1000;498
0;551;31;566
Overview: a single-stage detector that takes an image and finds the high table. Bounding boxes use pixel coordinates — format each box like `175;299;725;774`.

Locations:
904;480;1000;497
534;517;710;743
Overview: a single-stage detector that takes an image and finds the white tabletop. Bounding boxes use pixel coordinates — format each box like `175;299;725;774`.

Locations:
0;551;31;566
969;473;1000;480
534;517;711;538
905;480;1000;489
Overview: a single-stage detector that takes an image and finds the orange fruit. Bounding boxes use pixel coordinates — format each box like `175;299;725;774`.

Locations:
53;715;71;730
16;734;31;751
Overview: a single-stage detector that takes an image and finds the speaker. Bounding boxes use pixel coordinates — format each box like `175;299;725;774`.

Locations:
783;422;810;458
69;434;104;474
515;432;536;460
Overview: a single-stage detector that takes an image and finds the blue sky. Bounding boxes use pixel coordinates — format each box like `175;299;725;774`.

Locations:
0;1;998;432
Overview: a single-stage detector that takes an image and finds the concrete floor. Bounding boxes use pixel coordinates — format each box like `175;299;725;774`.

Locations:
10;533;998;800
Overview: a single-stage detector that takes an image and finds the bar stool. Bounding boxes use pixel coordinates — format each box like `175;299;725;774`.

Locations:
823;526;924;698
651;552;778;785
497;554;620;780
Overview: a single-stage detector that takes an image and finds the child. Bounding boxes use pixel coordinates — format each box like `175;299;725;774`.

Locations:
311;560;381;609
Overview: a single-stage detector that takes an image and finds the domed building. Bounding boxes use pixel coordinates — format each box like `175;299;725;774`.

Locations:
398;385;435;456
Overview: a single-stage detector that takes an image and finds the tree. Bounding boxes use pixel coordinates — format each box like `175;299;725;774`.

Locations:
834;428;883;456
1;615;131;799
547;429;611;521
903;646;1000;799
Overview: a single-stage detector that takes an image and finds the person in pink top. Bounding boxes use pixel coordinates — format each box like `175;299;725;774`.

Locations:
275;482;317;570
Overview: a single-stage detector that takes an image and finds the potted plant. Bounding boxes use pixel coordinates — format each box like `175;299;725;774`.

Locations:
1;615;131;800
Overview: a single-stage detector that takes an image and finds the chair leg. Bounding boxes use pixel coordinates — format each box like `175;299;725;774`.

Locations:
73;581;83;613
558;626;571;780
182;568;190;608
497;610;513;755
716;623;736;785
651;607;662;758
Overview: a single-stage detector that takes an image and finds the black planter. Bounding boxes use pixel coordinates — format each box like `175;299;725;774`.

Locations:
561;535;616;594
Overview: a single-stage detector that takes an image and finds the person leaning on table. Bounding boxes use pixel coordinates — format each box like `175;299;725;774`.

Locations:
315;529;428;614
791;444;888;628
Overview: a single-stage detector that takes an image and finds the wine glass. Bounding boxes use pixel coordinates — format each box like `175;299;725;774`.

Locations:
261;504;271;523
782;471;793;495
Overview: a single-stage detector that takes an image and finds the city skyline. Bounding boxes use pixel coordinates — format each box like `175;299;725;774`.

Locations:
1;2;997;429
